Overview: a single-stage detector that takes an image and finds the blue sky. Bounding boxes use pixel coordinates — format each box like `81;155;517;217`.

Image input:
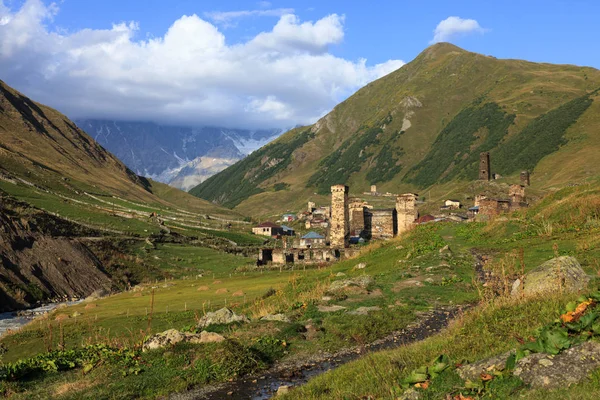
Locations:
1;0;599;128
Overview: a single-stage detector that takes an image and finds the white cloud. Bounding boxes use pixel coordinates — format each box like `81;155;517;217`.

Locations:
0;0;405;129
204;8;295;26
430;16;486;44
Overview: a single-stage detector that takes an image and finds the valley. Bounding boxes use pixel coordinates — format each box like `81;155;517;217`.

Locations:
1;40;600;400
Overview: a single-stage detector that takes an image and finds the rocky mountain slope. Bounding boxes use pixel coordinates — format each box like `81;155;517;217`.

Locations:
76;120;282;191
0;196;112;312
190;43;600;215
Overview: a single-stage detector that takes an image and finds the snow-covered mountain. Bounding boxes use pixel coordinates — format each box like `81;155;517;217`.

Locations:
76;120;282;191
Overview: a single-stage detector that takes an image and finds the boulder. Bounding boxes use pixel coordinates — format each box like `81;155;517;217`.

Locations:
196;307;250;329
457;351;512;381
328;275;373;293
260;313;291;323
276;385;291;395
143;329;225;351
513;256;589;297
514;341;600;388
354;263;367;270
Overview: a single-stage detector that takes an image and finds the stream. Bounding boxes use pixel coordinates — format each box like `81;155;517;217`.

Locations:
0;301;82;337
173;306;462;400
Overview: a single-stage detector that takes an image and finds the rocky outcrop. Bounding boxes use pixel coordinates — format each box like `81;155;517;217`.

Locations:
143;329;225;351
328;275;374;293
458;342;600;389
512;256;590;297
196;307;250;329
260;314;291;323
0;200;112;312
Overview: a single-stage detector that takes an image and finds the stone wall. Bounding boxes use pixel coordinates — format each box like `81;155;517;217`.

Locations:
330;185;349;248
369;209;397;239
509;184;526;204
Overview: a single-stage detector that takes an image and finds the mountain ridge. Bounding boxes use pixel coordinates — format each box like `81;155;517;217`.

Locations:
190;43;600;216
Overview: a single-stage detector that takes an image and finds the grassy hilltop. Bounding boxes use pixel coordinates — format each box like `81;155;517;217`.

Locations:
191;43;600;218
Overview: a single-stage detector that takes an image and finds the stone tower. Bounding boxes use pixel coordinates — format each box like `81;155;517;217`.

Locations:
479;152;491;181
330;185;349;248
520;171;530;187
396;193;418;235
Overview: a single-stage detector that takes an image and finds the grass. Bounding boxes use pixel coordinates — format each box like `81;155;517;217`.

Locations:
3;183;600;398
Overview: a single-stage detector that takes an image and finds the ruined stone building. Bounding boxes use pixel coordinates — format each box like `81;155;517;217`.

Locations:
396;193;419;235
509;184;526;205
330;185;349;248
479;152;491;181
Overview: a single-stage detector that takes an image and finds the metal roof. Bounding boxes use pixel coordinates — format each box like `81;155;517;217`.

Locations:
302;231;325;239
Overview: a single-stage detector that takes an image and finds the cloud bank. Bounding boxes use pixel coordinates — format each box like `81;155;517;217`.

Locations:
0;0;404;129
430;16;486;44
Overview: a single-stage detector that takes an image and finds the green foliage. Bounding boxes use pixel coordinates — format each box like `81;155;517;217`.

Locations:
190;129;314;208
0;344;140;382
307;126;382;194
366;139;404;184
273;182;290;191
494;93;594;175
405;102;515;187
250;336;287;363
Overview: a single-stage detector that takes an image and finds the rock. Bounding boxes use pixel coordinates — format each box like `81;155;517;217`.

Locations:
354;263;367;270
197;307;250;329
511;278;522;296
514;341;600;388
335;272;347;277
457;351;512;381
143;329;225;351
215;288;229;294
276;385;291;395
86;288;110;301
425;278;434;283
321;296;333;301
516;256;589;297
349;306;381;315
328;275;373;293
398;387;421;400
260;314;291;323
190;331;226;344
439;245;451;254
232;290;244;297
197;286;210;291
317;305;346;312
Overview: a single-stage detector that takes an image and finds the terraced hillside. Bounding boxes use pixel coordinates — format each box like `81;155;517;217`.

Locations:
190;43;600;217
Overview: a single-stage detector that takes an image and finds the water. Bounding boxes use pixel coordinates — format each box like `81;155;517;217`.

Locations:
0;301;81;337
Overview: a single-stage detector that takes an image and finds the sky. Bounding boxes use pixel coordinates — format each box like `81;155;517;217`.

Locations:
1;0;599;129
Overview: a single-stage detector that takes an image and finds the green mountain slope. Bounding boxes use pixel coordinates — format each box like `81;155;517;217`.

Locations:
190;43;600;216
0;79;239;219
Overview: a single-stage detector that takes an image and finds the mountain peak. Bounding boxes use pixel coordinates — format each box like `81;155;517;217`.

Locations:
419;42;468;59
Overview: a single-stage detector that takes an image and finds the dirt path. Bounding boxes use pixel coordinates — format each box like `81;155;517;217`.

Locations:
171;306;464;400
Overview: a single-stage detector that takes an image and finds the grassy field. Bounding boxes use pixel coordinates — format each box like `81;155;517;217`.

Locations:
2;182;600;399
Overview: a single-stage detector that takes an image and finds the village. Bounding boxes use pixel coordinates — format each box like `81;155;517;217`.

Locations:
253;152;531;266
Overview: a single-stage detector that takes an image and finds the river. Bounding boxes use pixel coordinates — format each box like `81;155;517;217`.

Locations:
0;301;81;337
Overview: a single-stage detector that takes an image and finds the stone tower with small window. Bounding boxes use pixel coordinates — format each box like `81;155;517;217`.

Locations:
479;152;491;181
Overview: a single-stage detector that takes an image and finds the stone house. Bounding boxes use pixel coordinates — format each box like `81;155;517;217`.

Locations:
300;231;326;248
252;222;284;237
444;199;461;209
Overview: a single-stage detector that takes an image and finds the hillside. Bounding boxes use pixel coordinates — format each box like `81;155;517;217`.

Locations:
190;43;600;217
0;80;241;219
